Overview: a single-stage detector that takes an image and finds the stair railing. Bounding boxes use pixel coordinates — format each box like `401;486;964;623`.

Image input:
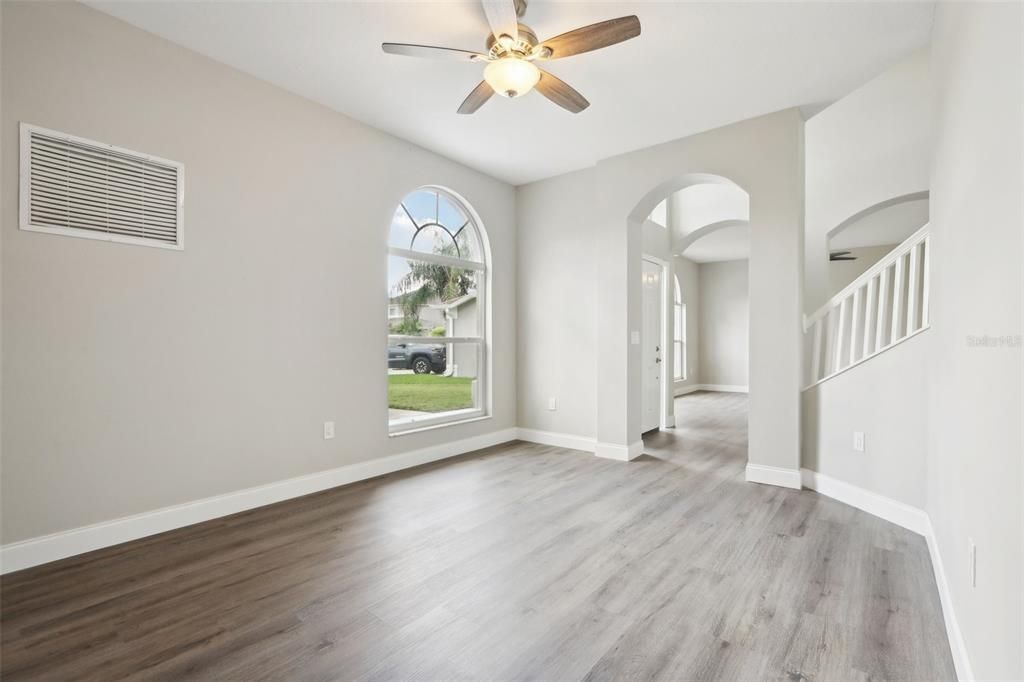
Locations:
804;223;931;388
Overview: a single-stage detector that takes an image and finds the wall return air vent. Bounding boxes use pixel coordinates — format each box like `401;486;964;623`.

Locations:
19;123;184;250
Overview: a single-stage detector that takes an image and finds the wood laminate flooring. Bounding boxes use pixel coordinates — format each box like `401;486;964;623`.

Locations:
1;391;956;680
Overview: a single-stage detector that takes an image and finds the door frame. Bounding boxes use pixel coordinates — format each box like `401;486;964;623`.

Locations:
641;254;674;431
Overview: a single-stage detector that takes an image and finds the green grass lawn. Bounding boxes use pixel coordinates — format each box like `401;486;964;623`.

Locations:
388;374;474;412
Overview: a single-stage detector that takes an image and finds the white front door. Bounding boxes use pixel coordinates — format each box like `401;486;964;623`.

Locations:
641;259;663;433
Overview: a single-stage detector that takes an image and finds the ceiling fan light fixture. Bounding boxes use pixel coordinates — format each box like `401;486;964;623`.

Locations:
484;57;540;98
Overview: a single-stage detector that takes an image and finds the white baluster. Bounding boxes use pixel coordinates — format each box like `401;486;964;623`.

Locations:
811;317;823;382
850;287;861;365
921;235;931;327
863;276;876;357
891;254;904;343
835;297;848;372
876;265;889;350
907;241;919;335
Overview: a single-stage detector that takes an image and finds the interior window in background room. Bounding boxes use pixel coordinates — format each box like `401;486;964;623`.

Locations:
674;275;686;381
387;188;487;434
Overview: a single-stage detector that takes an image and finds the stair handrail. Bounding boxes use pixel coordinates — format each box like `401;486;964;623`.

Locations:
804;222;931;331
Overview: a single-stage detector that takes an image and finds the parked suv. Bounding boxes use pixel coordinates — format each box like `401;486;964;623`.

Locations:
388;342;447;374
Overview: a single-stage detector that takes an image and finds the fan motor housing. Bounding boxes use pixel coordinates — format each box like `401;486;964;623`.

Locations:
486;24;538;59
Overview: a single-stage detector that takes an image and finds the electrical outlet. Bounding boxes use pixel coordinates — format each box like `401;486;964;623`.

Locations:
547;397;558;411
969;539;977;588
323;421;335;440
853;431;865;452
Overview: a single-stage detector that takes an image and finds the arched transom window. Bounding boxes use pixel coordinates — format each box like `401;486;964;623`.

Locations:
387;188;487;434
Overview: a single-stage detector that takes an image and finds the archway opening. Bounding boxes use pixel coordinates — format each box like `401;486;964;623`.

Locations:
631;173;752;462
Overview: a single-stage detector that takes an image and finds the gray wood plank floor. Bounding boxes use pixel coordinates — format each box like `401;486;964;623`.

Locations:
1;391;956;681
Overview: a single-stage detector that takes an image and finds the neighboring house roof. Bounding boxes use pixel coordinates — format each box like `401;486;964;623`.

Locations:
430;293;476;311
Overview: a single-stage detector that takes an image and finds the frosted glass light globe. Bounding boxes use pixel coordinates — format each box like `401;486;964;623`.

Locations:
484;58;541;98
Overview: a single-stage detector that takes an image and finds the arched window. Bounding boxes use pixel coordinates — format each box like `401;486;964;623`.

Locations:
387;188;487;433
673;275;687;381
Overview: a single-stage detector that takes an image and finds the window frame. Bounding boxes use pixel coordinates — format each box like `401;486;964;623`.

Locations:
387;187;489;435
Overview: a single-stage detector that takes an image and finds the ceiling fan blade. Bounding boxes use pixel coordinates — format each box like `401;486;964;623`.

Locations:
481;0;519;42
535;70;590;114
457;81;495;114
539;15;641;59
382;43;487;62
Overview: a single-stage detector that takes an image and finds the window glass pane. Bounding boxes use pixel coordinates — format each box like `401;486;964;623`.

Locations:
388;258;478;336
674;341;683;380
410;224;458;257
388;205;417;249
674;303;683;339
388;342;481;427
403;189;438;227
454;223;481;262
438;193;467;231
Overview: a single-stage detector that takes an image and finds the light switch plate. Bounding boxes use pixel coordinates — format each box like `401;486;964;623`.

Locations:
631;331;641;345
324;421;335;440
853;431;865;452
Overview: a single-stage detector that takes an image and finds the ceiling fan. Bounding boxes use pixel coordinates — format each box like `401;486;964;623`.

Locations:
830;251;857;261
382;0;641;114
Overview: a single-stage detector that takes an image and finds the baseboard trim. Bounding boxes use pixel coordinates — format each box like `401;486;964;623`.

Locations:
0;427;518;575
698;384;749;393
515;428;596;453
745;463;802;489
674;384;701;397
595;440;644;461
924;519;975;682
800;469;929;535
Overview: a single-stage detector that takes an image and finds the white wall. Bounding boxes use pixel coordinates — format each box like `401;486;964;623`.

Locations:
1;2;517;544
516;167;596;439
673;255;700;392
641;218;671;261
698;260;748;388
805;49;931;311
927;2;1023;678
802;332;929;508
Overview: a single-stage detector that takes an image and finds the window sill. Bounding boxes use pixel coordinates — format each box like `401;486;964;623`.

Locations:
388;414;491;438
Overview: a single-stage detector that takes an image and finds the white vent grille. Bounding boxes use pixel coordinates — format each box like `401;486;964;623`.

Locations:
20;123;184;249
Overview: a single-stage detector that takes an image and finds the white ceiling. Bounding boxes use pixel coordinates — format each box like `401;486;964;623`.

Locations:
87;0;935;186
681;224;749;263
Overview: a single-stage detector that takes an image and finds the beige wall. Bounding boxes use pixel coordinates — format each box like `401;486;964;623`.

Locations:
1;2;516;543
802;332;929;508
519;110;803;472
515;167;596;439
927;2;1023;678
804;50;931;311
698;259;748;387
